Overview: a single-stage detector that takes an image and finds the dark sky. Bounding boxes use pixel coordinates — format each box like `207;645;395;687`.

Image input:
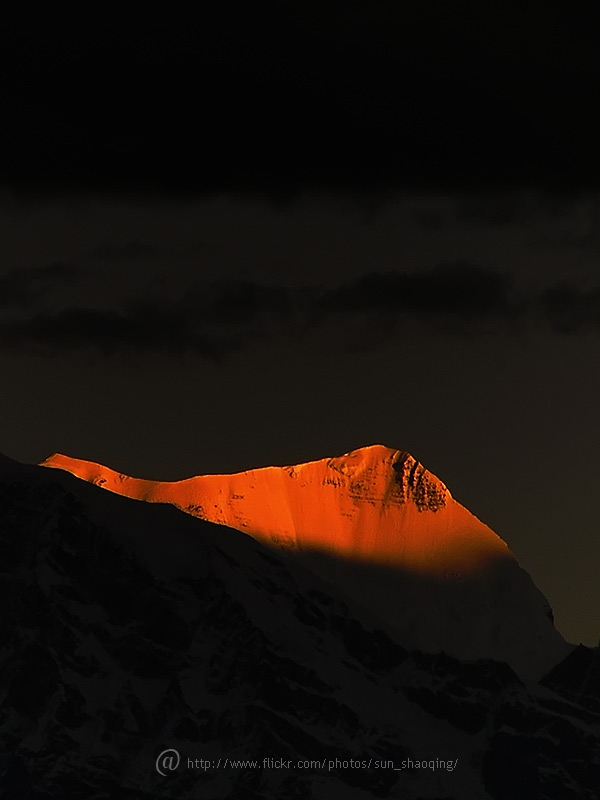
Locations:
1;5;599;646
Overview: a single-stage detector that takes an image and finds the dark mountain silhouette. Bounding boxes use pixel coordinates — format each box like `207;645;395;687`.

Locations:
1;451;598;798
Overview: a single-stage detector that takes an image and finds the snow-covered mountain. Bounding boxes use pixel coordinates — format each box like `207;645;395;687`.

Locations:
41;445;570;679
2;451;599;798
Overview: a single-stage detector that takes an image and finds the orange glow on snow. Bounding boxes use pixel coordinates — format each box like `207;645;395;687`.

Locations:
40;445;510;577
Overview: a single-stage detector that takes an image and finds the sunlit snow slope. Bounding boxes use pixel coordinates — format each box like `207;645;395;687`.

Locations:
40;444;570;677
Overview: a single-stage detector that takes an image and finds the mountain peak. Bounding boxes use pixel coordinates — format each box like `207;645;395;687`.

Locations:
39;445;473;571
39;444;570;676
324;445;449;511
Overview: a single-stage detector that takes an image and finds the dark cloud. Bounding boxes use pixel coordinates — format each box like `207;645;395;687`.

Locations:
88;241;161;262
0;262;77;309
412;209;445;231
539;283;600;333
0;276;298;359
527;230;600;252
185;281;294;325
0;306;234;360
3;265;600;358
320;263;514;323
456;193;528;228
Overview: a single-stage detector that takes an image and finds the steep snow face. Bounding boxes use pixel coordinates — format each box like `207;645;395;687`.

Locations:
40;445;570;677
40;445;506;573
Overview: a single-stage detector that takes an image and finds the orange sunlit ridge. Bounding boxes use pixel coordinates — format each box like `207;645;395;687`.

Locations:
40;444;511;577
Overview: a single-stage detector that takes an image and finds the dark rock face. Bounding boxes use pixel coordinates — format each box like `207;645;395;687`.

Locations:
391;452;448;511
0;465;599;799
